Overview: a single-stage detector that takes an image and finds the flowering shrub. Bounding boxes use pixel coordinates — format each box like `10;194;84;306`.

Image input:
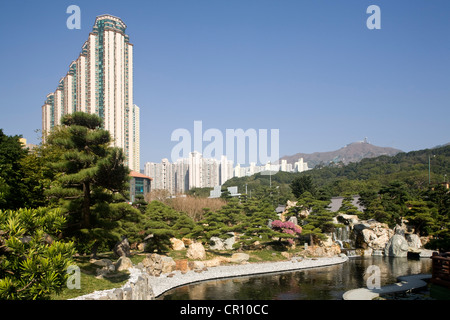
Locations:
271;220;302;245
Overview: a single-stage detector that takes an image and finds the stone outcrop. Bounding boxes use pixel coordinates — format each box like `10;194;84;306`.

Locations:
187;242;207;260
170;238;186;251
115;256;134;271
333;214;434;258
384;234;409;257
141;253;176;276
209;233;236;250
353;219;393;251
305;244;341;257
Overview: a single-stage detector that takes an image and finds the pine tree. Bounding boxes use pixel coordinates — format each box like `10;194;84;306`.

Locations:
302;198;337;245
239;199;279;249
142;201;193;253
45;112;134;255
338;194;362;216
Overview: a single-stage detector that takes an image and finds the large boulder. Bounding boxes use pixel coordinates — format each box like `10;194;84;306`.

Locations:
187;242;207;260
142;253;176;276
384;232;409;258
406;233;422;250
170;238;186;251
209;233;235;250
115;256;133;271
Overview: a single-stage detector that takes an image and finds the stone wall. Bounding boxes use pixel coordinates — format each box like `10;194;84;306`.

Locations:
74;269;155;300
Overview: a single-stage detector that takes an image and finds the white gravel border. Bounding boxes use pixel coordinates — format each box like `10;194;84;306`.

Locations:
150;255;348;298
71;254;348;300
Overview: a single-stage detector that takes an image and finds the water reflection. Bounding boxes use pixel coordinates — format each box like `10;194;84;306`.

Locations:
158;257;432;300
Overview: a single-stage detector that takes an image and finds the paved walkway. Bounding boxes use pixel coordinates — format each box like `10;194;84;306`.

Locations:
342;274;432;300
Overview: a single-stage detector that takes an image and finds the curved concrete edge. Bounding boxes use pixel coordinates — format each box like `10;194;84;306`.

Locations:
342;274;432;300
151;255;349;298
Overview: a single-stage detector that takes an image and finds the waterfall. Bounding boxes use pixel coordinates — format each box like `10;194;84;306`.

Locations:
332;225;355;249
333;225;358;257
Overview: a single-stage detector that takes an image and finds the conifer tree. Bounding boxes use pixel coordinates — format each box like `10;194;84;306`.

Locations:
239;199;279;249
45;112;135;255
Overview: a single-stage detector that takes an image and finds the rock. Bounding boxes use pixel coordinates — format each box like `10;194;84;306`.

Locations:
281;251;291;259
203;256;231;267
187;242;207;260
137;243;146;251
305;244;341;257
175;259;190;273
384;234;409;257
182;238;193;246
406;234;422;250
95;260;116;278
371;234;390;250
161;256;176;273
288;216;298;226
209;233;235;250
418;249;435;258
115;256;133;271
114;237;131;257
230;253;250;263
336;214;360;226
170;238;186;251
90;258;113;267
142;253;175;276
362;229;377;243
189;260;206;271
209;237;226;250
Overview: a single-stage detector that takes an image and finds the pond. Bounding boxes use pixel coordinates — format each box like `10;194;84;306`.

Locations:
157;256;432;300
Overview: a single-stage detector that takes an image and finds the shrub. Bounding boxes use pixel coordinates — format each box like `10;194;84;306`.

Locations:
271;220;302;245
0;207;75;300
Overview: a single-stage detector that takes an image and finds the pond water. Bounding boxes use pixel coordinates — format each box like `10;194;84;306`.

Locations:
158;256;432;300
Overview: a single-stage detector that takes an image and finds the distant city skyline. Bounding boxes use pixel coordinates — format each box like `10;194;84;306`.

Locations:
144;152;309;195
1;1;449;169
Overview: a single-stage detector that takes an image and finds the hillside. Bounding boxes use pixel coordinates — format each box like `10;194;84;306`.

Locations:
280;140;402;168
224;144;450;198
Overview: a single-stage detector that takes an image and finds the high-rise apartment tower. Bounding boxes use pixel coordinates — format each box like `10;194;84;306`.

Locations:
41;15;140;171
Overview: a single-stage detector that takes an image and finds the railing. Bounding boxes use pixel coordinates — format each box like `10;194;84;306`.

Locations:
431;252;450;288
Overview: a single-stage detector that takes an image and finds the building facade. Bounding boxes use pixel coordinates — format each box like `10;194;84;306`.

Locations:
129;171;152;203
41;15;140;171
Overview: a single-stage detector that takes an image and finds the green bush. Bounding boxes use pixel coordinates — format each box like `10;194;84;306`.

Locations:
0;207;75;300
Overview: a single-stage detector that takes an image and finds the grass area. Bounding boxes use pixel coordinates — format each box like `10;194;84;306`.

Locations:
51;252;131;300
51;245;307;300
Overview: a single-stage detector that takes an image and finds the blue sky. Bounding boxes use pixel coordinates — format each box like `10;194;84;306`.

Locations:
0;0;449;167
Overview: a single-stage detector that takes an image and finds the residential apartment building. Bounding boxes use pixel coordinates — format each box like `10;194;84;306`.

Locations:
41;15;140;171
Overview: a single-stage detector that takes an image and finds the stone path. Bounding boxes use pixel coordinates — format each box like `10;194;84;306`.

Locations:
342;274;432;300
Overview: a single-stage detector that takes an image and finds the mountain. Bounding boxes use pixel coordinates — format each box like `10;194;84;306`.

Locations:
280;140;402;168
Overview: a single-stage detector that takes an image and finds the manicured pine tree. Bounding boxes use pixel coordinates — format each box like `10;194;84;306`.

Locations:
338;194;362;216
45;112;136;256
239;199;279;249
141;200;178;253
